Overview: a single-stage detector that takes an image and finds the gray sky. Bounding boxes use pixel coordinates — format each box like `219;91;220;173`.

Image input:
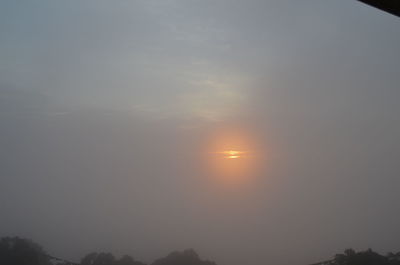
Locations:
1;1;399;265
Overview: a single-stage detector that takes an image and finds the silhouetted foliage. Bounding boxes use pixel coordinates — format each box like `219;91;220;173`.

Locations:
0;237;52;265
2;236;400;265
81;252;115;265
332;249;400;265
387;252;400;265
115;255;147;265
81;252;146;265
151;249;216;265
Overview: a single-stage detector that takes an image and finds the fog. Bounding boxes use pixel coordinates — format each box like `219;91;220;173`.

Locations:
1;1;400;265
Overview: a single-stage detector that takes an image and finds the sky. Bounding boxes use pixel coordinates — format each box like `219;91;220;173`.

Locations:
0;1;400;265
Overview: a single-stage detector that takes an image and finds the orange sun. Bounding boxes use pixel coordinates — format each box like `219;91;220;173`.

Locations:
218;150;246;159
204;127;261;187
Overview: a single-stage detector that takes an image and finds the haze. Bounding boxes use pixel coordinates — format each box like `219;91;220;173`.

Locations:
1;1;399;265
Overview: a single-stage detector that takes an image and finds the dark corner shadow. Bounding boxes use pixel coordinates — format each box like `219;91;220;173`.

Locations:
358;0;400;17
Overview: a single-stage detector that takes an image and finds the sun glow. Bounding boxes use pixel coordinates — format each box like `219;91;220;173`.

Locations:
203;127;262;188
218;150;246;159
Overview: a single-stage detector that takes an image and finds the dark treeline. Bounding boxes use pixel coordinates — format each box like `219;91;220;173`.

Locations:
0;237;216;265
1;237;400;265
330;248;400;265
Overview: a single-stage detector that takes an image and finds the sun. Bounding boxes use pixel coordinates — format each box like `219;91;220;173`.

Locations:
219;150;246;159
201;127;262;188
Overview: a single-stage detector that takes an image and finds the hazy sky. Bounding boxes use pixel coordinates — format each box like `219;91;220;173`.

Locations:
1;1;400;265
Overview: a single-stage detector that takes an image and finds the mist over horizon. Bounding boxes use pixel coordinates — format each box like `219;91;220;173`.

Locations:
1;1;399;265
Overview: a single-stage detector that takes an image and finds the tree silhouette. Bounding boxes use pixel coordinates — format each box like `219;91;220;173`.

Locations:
332;249;400;265
2;236;400;265
80;252;147;265
81;252;116;265
387;252;400;265
115;255;147;265
151;249;216;265
0;237;52;265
